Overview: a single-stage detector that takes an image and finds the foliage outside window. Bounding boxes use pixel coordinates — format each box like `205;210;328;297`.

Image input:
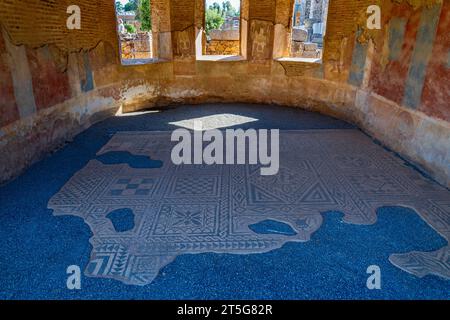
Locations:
205;1;240;35
115;0;151;32
124;23;136;34
115;0;153;62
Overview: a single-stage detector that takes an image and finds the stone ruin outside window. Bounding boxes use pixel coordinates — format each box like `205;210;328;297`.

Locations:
202;0;242;57
289;0;329;62
115;1;154;65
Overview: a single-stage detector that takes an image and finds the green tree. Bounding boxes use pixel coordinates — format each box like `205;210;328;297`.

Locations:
115;1;124;13
205;8;224;34
124;0;138;12
124;23;136;34
208;1;239;18
209;2;221;13
223;1;239;17
139;0;152;31
221;1;231;16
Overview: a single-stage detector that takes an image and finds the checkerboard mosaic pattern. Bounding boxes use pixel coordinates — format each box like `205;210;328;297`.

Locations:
48;130;450;285
108;178;156;196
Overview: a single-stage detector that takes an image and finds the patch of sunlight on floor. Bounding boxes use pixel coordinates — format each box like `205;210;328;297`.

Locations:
169;113;259;130
115;109;161;117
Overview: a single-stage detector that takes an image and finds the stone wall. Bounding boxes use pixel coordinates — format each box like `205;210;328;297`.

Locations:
0;0;449;188
205;40;240;55
291;41;321;58
120;33;153;60
209;30;240;41
205;29;240;55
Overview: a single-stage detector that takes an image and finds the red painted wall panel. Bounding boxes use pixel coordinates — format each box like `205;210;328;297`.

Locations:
0;31;20;127
27;47;71;110
420;2;450;122
370;3;420;105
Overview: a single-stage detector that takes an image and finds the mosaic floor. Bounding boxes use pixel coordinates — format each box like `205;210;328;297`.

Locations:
48;130;450;286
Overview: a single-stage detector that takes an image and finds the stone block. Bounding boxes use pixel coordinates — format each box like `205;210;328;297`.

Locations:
292;27;308;42
209;30;240;41
303;42;318;51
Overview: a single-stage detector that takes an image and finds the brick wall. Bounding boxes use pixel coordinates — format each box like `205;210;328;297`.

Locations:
206;40;240;55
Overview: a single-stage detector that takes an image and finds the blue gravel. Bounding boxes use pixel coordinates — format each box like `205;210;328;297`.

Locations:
0;104;448;299
249;219;298;236
106;208;136;233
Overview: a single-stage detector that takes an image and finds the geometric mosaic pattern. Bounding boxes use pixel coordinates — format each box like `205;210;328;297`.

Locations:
48;130;450;285
389;247;450;280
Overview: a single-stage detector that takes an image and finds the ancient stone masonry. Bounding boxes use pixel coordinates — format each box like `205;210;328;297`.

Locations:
205;31;240;56
0;0;118;53
206;39;240;55
120;33;153;60
290;0;329;58
0;0;449;189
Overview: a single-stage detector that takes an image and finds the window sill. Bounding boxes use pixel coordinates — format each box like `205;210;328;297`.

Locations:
121;58;169;66
196;55;246;62
274;57;322;64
